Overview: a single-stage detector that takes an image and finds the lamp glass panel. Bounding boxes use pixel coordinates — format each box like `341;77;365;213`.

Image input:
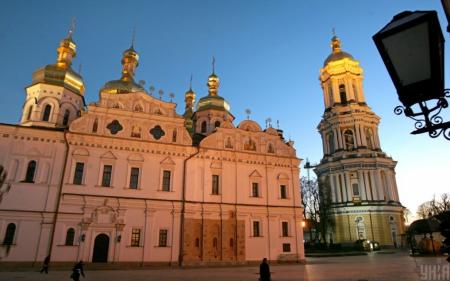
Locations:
381;22;431;87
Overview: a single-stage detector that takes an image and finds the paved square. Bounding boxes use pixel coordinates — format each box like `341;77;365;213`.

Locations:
0;252;448;281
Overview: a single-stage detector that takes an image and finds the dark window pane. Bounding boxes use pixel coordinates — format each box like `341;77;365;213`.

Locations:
24;160;36;183
282;222;289;237
42;105;51;121
280;185;287;199
201;121;207;133
73;162;84;185
65;228;75;245
102;165;112;187
92;118;98;133
162;170;171;191
212;175;219;195
129;167;139;189
63;110;70;126
3;223;16;245
131;228;141;247
159;229;168;247
253;221;260;237
252;183;259;197
283;243;291;252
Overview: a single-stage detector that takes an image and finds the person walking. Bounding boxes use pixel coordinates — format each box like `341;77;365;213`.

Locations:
40;255;50;274
259;258;271;281
70;261;85;281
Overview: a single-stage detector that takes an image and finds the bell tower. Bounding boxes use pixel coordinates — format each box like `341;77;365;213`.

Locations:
21;23;85;128
314;35;405;247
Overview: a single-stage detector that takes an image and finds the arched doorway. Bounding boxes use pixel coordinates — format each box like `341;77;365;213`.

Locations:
92;234;109;263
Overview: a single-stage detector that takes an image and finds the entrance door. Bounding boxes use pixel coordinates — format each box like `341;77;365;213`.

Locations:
92;234;109;263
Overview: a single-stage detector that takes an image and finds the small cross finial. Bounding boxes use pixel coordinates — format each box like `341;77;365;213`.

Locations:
212;56;216;74
332;27;336;37
189;74;193;90
68;17;76;37
131;27;136;48
245;108;251;120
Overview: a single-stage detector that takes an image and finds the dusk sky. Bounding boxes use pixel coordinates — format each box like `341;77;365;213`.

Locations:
0;0;448;218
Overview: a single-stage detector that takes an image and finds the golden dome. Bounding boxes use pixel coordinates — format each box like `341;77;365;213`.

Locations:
207;73;220;96
101;45;146;94
30;33;84;96
323;35;354;66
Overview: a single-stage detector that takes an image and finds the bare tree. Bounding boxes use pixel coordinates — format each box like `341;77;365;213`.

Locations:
417;193;450;218
301;177;320;241
317;177;334;246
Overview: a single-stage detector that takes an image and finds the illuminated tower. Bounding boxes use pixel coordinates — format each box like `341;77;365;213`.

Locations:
314;35;405;247
192;59;234;136
21;26;85;128
183;76;196;134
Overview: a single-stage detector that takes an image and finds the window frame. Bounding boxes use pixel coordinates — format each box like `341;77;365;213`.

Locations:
211;174;220;195
65;227;75;246
280;184;288;199
130;228;141;247
158;229;168;247
3;223;16;245
281;221;289;237
73;162;85;185
251;182;259;198
129;167;140;189
282;243;291;253
161;170;171;192
101;164;113;187
42;104;52;122
24;160;37;183
252;220;261;237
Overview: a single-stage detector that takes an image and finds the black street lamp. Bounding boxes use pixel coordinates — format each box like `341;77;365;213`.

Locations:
373;10;450;139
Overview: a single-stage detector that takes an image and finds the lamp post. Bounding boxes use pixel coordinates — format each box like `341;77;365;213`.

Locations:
373;10;450;139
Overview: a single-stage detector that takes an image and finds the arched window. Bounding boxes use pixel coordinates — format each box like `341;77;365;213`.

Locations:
327;132;335;154
328;84;333;107
62;110;70;126
268;143;274;153
92;118;98;133
172;130;177;142
24;160;37;183
214;121;221;128
134;104;143;112
339;84;347;104
3;223;16;245
353;82;359;102
201;121;207;133
42;105;51;122
343;130;354;150
65;228;75;246
365;128;374;149
26;106;33;120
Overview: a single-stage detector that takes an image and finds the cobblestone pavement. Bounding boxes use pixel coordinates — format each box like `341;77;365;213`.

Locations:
0;252;448;281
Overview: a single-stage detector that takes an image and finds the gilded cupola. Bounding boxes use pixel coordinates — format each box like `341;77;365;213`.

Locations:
196;59;230;113
30;28;85;96
323;35;354;66
100;42;146;94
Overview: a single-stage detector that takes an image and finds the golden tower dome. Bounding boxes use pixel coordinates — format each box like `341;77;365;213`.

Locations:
30;29;85;96
100;44;146;94
323;35;354;66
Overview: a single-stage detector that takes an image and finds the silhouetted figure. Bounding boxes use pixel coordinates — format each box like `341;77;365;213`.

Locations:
70;261;85;281
259;258;271;281
40;255;50;274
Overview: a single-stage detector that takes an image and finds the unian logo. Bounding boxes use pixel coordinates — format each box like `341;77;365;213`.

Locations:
420;262;450;281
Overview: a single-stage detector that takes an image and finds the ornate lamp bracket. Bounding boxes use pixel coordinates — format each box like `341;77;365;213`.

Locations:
394;89;450;140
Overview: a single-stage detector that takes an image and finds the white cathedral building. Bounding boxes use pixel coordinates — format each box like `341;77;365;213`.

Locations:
0;31;304;265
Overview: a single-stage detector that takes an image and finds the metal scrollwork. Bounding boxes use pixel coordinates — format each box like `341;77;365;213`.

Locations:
395;89;450;140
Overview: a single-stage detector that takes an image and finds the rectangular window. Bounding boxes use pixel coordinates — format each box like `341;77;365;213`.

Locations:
283;243;291;252
280;185;287;199
162;170;171;191
212;175;219;195
129;167;140;189
252;182;259;197
159;229;168;247
101;165;112;187
252;221;260;237
73;162;84;185
282;221;289;237
131;228;141;247
352;183;360;196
